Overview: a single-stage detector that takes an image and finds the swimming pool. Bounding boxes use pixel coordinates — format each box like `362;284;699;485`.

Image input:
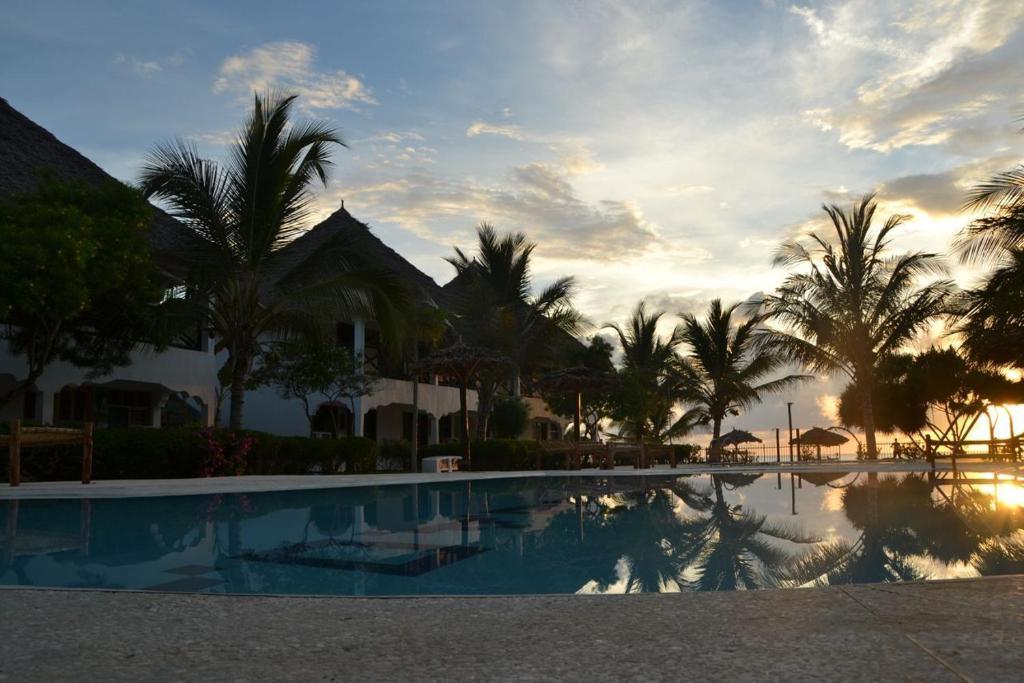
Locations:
2;471;1022;595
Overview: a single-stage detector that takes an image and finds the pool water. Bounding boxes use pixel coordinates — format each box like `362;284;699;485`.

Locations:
2;471;1023;595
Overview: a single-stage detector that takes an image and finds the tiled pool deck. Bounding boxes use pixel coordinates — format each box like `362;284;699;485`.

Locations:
2;460;1018;500
1;576;1022;681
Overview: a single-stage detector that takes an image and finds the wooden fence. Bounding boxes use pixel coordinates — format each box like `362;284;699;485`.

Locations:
1;419;94;487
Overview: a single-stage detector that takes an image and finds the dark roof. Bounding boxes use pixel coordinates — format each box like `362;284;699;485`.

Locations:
0;97;199;274
269;205;447;307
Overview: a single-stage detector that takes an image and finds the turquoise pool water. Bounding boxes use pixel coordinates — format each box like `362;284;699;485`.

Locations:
2;471;1022;595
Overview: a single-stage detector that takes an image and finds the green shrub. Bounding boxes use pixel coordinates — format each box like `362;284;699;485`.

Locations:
248;434;377;475
490;396;530;439
420;439;545;471
671;444;702;463
378;439;411;471
0;426;378;482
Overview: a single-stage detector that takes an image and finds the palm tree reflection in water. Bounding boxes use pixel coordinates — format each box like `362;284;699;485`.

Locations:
786;473;1024;586
573;475;819;593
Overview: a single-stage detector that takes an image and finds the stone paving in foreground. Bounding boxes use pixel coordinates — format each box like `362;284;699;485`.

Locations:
1;575;1022;681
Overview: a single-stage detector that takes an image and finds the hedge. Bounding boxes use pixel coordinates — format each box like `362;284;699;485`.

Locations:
420;439;552;471
0;426;378;483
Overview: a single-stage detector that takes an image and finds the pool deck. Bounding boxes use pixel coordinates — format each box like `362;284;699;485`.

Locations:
1;575;1022;681
2;460;1020;500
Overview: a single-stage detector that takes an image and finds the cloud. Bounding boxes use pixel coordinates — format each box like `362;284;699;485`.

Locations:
792;1;1024;153
341;158;660;260
815;394;841;424
662;184;715;196
213;41;377;111
466;121;525;140
115;53;163;78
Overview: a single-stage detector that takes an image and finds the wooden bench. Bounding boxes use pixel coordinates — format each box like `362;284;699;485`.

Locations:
2;420;94;487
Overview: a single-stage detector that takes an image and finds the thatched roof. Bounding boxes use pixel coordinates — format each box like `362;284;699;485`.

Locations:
798;471;851;487
791;427;848;447
718;428;762;446
0;97;200;275
268;206;447;307
534;365;615;392
413;343;510;378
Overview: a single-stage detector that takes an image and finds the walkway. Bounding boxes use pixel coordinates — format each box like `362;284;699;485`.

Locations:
1;576;1022;680
3;460;1019;500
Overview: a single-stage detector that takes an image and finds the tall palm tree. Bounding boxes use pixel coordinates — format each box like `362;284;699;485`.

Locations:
676;299;810;462
955;128;1024;370
760;195;953;458
140;93;407;429
447;223;583;436
677;475;818;590
605;302;686;454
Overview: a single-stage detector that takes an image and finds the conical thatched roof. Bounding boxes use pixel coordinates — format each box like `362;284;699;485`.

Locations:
534;365;615;392
0;97;200;275
798;471;851;487
412;343;510;378
268;206;447;306
718;428;762;446
791;427;848;447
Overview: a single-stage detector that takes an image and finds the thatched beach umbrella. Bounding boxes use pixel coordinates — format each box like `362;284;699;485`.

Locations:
413;343;510;467
712;428;762;462
798;471;851;487
534;365;615;442
791;426;848;461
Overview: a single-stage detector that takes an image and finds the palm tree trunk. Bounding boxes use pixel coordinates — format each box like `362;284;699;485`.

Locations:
860;384;878;460
475;381;494;440
709;419;723;463
459;379;471;468
228;353;249;432
411;346;420;473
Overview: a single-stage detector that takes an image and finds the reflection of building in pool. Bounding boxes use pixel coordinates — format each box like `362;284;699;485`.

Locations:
0;98;569;442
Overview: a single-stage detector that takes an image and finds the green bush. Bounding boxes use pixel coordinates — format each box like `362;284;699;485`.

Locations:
247;434;377;475
378;439;412;471
0;426;379;482
490;396;530;439
671;444;702;463
421;439;546;471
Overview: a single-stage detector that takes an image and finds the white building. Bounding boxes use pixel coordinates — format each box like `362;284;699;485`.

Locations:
0;97;568;445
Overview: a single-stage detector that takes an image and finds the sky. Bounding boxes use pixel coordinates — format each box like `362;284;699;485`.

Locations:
2;0;1023;435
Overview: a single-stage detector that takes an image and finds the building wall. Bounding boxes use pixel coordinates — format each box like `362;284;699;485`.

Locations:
0;339;219;427
240;374;478;443
521;394;569;441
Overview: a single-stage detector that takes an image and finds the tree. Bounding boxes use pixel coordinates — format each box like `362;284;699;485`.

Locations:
250;338;376;437
140;92;407;430
0;178;166;412
605;302;687;454
490;395;530;438
407;305;449;470
676;299;809;462
446;223;583;436
837;347;1021;447
539;335;616;440
954;125;1024;369
760;195;954;458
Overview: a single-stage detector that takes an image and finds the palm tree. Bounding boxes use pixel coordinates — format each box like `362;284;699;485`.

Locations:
677;299;809;462
760;195;953;458
605;302;687;456
678;475;818;590
447;223;583;436
954;129;1024;370
140;93;407;429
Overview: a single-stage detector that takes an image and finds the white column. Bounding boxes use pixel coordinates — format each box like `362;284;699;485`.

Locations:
40;390;54;425
428;415;439;445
